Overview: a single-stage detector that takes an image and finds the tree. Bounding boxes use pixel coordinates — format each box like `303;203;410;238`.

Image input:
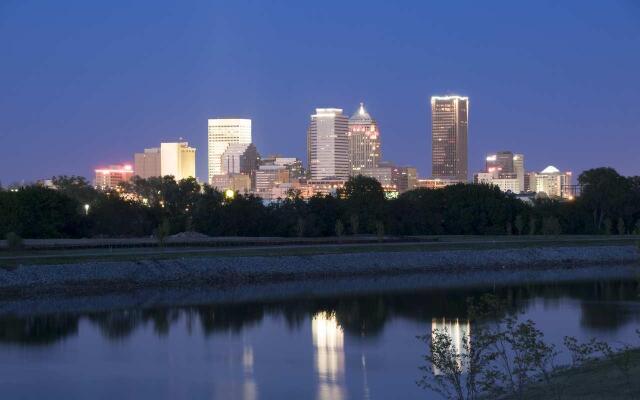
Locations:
340;175;385;233
514;215;525;235
578;168;632;231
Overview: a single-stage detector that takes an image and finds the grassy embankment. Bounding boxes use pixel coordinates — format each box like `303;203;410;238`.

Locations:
0;235;638;268
508;349;640;400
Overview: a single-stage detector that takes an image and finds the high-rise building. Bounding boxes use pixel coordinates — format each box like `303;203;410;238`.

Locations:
431;96;469;181
134;148;161;179
208;118;252;182
307;108;349;180
94;164;134;190
160;142;196;181
220;143;259;175
347;103;381;174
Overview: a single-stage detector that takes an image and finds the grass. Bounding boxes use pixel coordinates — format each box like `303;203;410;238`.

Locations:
507;349;640;400
0;235;638;269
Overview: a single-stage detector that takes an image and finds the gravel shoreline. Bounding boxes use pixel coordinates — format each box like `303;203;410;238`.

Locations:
0;245;637;297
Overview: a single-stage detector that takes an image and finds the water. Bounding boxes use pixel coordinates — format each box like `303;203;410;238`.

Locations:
0;280;639;399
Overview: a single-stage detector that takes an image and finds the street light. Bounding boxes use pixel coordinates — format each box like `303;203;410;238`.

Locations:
224;189;235;200
84;204;90;215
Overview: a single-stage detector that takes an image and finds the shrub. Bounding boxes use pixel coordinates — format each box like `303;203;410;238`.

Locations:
5;232;23;250
154;219;171;246
334;220;344;237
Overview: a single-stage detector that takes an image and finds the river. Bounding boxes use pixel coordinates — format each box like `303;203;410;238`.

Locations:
0;278;639;399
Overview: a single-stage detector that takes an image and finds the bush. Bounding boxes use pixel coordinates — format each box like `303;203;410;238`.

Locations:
154;219;171;246
5;232;23;250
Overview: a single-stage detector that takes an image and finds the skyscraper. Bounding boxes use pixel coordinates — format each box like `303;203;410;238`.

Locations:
347;102;381;174
307;108;349;180
431;96;469;181
207;118;252;182
220;143;258;175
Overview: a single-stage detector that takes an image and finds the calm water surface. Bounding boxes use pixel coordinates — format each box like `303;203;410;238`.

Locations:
1;279;639;399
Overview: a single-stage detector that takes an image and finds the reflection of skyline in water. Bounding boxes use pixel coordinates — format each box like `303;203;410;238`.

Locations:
0;279;638;399
0;280;637;346
312;311;345;400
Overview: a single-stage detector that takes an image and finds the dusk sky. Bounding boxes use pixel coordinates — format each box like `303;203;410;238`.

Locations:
1;0;639;184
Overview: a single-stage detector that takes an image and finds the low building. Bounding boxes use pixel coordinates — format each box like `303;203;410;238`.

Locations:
302;179;347;197
473;151;525;194
260;155;305;179
534;166;572;198
211;174;252;193
392;166;417;193
255;165;291;198
474;172;522;193
94;164;134;190
416;178;461;190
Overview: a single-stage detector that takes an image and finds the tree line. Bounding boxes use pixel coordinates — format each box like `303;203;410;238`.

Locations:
1;167;639;239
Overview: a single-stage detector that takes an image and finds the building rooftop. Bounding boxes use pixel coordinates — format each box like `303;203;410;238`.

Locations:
349;102;373;123
540;165;561;174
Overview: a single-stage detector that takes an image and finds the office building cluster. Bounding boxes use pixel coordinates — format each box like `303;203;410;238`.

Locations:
93;95;573;200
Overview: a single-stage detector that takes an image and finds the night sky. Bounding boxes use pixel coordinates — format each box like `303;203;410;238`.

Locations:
1;0;639;184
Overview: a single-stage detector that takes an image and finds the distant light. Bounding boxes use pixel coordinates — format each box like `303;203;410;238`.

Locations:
84;204;90;215
225;189;235;200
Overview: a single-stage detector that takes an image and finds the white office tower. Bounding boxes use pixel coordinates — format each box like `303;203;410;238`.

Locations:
208;118;252;182
160;142;196;181
307;108;349;180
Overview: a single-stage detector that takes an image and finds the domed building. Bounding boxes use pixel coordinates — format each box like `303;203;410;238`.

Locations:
535;165;572;198
347;103;381;174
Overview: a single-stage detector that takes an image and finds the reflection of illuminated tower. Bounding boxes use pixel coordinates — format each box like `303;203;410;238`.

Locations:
431;318;471;374
312;311;345;400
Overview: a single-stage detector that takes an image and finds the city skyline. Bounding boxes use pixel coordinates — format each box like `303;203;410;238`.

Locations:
1;1;639;184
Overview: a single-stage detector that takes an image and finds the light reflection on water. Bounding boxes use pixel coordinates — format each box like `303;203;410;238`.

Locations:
0;279;638;399
312;311;345;400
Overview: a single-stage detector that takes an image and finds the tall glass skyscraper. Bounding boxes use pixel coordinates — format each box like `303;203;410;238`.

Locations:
207;118;252;182
347;102;381;175
431;96;469;181
307;108;349;180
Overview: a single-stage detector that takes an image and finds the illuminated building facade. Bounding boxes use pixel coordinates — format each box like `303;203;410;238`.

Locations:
347;103;381;174
208;118;252;182
534;165;572;198
431;96;469;181
307;109;349;180
416;178;460;190
160;142;196;181
94;164;134;190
